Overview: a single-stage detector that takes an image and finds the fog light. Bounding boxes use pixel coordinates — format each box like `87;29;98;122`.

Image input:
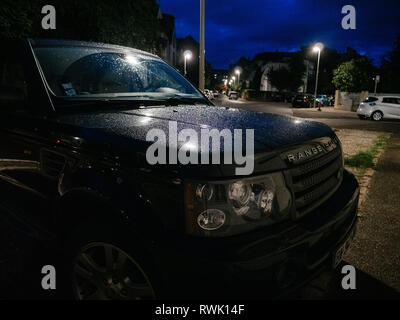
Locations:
197;209;226;231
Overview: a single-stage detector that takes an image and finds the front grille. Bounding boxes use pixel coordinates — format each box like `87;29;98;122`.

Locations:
286;147;343;217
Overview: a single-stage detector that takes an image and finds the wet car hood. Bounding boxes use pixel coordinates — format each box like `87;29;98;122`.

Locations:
56;105;334;154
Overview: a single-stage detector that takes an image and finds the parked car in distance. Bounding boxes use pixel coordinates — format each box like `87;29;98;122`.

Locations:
357;96;400;121
327;95;335;106
228;91;239;100
212;90;219;98
203;89;214;100
316;95;329;106
292;94;313;108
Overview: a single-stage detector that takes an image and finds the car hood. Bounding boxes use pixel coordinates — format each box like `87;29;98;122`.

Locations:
56;105;334;154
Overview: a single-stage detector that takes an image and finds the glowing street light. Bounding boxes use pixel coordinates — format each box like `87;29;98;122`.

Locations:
313;43;324;110
183;50;193;77
235;69;241;85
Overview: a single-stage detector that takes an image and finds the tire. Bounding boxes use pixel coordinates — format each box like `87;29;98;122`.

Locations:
371;111;383;121
63;218;158;300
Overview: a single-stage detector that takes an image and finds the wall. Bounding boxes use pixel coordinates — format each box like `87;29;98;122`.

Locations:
334;90;369;111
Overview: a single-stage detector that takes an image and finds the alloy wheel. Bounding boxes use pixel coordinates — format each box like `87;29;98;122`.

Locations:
372;112;383;121
71;242;155;300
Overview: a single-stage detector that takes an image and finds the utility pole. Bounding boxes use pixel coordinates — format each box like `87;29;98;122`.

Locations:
199;0;205;91
312;43;323;110
374;75;380;94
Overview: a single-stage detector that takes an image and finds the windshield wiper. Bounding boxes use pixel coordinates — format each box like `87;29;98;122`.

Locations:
55;94;210;111
146;95;210;106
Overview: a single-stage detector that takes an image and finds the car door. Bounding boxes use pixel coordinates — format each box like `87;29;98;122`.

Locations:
381;97;399;119
0;40;56;230
393;98;400;118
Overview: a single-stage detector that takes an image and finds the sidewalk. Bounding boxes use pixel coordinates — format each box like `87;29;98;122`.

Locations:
294;107;356;115
344;133;400;294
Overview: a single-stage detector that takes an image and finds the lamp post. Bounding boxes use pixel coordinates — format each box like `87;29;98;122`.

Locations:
199;0;205;91
183;50;192;77
374;75;380;94
313;43;323;111
235;69;241;86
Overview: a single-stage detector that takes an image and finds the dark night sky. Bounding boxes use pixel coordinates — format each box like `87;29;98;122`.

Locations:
159;0;400;69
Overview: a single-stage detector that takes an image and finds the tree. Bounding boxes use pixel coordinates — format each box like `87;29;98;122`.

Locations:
287;52;306;92
0;0;164;55
250;67;262;90
267;52;305;92
332;59;371;92
205;61;217;89
380;36;400;93
267;67;292;92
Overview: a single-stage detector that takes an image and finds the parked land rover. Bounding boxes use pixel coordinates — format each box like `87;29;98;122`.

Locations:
0;39;359;300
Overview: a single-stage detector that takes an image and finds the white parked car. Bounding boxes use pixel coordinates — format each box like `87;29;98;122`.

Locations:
357;96;400;121
228;91;239;100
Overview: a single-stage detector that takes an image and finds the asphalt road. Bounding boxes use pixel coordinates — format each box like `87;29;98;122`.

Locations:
214;95;400;133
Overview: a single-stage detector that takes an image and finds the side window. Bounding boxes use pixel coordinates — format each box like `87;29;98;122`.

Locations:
382;97;399;104
0;43;28;110
363;97;378;103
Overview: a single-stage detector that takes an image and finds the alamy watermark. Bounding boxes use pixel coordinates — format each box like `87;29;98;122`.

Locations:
41;265;56;290
341;5;356;30
145;121;255;176
41;5;56;30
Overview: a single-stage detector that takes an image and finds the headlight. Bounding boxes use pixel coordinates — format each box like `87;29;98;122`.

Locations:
184;173;292;237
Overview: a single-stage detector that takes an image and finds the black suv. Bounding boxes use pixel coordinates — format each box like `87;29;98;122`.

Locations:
0;39;359;300
292;94;314;108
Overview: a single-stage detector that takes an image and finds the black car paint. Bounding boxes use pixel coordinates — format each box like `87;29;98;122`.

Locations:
0;39;359;298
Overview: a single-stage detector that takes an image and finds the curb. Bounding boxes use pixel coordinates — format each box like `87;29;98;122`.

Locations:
356;135;391;211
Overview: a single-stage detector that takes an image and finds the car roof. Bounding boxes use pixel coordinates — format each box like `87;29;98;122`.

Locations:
29;38;160;59
372;94;400;98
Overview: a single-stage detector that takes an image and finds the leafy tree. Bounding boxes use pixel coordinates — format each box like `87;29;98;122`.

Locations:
0;0;164;55
380;36;400;93
287;52;306;92
205;61;218;89
250;67;262;90
266;53;305;92
332;59;372;92
267;67;292;92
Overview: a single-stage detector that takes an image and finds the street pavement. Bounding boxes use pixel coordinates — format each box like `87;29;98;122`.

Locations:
343;133;400;297
214;95;400;134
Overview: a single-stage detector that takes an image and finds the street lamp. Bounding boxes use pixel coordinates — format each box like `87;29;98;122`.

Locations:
231;76;236;85
313;42;324;110
183;50;192;77
235;69;241;85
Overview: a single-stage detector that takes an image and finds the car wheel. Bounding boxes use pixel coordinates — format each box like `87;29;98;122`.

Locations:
65;219;157;300
371;111;383;121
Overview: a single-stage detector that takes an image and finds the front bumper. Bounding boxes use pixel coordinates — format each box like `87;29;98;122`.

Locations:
357;105;373;117
154;170;359;299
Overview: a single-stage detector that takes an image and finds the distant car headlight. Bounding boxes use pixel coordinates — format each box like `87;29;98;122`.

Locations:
184;173;292;237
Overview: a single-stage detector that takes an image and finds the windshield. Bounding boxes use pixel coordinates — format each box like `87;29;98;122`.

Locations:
363;97;378;103
33;45;204;102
